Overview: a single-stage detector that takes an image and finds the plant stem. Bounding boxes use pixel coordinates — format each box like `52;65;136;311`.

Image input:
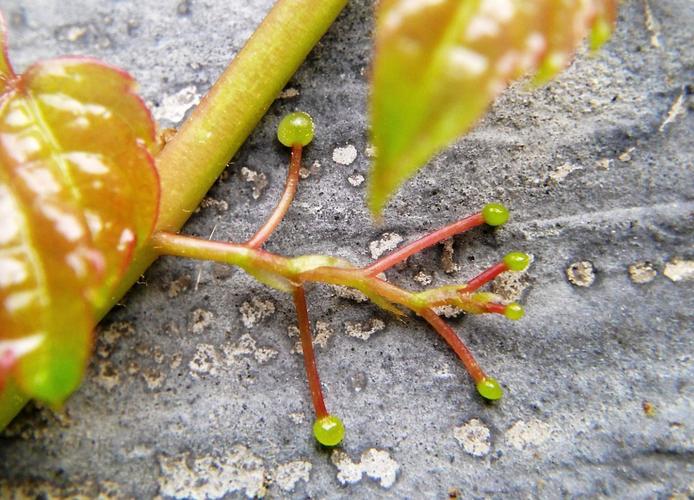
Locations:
419;308;486;384
465;261;509;293
103;0;348;318
364;212;485;276
246;145;303;248
151;232;289;277
1;0;347;431
293;286;329;418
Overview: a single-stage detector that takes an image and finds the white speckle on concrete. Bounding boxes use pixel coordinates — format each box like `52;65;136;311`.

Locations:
566;261;595;287
157;445;266;499
273;461;312;492
628;261;657;284
331;448;399;489
344;318;386;340
548;162;582;183
65;25;87;42
505;419;553;450
659;90;686;132
152;85;200;124
239;297;276;328
347;173;365;186
190;308;213;334
240;167;269;200
413;270;433;286
454;418;491;457
332;144;358;166
618;147;635;162
595;158;611;170
288;412;305;425
369;233;403;259
663;258;694;282
643;0;661;48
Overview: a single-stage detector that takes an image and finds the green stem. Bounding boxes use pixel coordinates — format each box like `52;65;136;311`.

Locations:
1;0;347;431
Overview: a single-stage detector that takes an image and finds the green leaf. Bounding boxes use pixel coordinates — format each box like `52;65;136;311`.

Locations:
0;17;159;403
368;0;618;216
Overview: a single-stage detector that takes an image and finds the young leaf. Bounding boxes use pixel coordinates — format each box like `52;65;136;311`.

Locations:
368;0;618;215
0;17;159;403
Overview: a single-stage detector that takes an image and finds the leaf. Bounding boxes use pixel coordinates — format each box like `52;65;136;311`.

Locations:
368;0;618;216
0;16;159;403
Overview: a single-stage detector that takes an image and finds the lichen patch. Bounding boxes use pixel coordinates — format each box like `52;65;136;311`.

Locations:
332;144;358;166
491;254;534;302
628;261;657;284
453;418;491;457
190;308;214;334
222;333;278;364
331;448;399;489
348;174;365;186
157;446;266;499
370;232;403;259
344;318;386;340
96;321;134;358
239;297;276;328
199;197;229;213
273;460;312;492
141;368;166;391
189;343;221;378
278;87;300;99
151;85;201;124
413;270;433;286
505;419;553;450
566;261;595;287
0;479;126;499
288;321;334;354
432;305;463;318
331;284;369;303
95;360;120;392
548;162;582;183
299;160;321;179
663;258;694;282
240;167;269;200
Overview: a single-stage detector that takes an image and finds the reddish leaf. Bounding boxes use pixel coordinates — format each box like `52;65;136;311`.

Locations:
0;16;159;403
369;0;618;215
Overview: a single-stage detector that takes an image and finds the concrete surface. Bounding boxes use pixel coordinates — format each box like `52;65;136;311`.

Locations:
1;0;692;498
